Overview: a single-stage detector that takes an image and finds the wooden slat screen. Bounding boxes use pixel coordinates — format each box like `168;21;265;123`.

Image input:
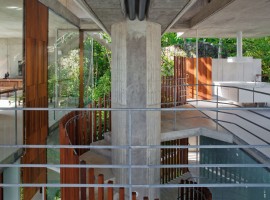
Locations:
179;180;212;200
174;56;187;105
161;138;189;184
161;56;212;107
23;0;48;199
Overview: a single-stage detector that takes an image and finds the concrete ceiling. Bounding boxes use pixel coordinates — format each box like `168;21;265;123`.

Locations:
68;0;270;38
1;0;270;38
0;0;23;38
173;0;270;38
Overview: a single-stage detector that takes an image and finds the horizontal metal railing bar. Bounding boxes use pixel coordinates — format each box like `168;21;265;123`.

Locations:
216;119;270;145
185;83;270;96
218;111;270;132
0;144;270;149
1;107;270;111
1;163;270;168
188;98;270;121
1;183;270;188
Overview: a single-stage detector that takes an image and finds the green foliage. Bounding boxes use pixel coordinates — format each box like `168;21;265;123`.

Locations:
90;34;111;101
161;50;174;76
59;49;80;97
92;69;111;101
161;33;183;47
243;37;270;81
161;34;270;81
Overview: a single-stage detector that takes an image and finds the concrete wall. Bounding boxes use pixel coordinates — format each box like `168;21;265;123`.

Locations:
0;39;23;78
212;59;261;82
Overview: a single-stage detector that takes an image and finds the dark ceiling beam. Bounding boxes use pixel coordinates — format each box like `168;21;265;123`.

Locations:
127;0;136;20
190;0;236;28
138;0;148;21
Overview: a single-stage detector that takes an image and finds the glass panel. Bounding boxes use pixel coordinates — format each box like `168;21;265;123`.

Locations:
0;0;23;162
48;10;79;126
83;32;111;106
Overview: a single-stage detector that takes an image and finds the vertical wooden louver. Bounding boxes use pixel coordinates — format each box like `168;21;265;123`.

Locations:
22;0;48;199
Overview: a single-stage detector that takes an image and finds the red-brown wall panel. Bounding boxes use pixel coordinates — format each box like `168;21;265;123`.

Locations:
23;0;48;199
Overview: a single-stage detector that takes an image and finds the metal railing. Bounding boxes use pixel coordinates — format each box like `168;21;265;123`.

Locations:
1;84;270;199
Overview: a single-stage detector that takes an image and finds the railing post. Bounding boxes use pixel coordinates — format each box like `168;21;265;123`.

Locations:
80;160;86;200
216;85;219;131
119;187;125;200
42;186;45;200
14;88;18;145
98;174;104;200
132;192;137;200
108;180;114;200
253;87;255;104
88;168;95;200
128;110;132;200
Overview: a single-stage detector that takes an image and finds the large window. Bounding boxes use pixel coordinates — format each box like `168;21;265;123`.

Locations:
48;10;79;125
0;0;23;162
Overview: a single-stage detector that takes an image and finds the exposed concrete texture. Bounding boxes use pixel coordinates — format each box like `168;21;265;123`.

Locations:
179;0;270;37
40;0;80;27
161;127;234;143
111;20;161;199
0;39;23;78
84;0;125;32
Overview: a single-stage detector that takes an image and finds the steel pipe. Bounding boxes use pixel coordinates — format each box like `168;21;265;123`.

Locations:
127;0;136;20
138;0;148;21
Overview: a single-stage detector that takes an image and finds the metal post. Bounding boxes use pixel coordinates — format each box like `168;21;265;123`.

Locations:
253;87;255;104
196;30;199;106
216;86;219;131
128;110;132;200
42;186;45;200
14;88;18;145
174;78;177;131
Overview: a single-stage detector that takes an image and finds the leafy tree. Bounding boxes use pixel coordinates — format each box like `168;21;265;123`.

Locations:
161;33;183;47
243;37;270;81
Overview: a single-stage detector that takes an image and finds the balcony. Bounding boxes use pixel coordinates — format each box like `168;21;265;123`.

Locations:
0;84;270;200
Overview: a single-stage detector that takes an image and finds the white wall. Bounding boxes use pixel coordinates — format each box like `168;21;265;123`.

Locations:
0;38;23;78
212;59;261;82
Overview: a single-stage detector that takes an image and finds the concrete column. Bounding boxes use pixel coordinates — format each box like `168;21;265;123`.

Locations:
111;20;161;199
3;159;20;200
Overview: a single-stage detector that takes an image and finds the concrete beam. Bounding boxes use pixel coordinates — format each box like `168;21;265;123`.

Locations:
80;19;102;30
190;0;236;28
39;0;80;27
